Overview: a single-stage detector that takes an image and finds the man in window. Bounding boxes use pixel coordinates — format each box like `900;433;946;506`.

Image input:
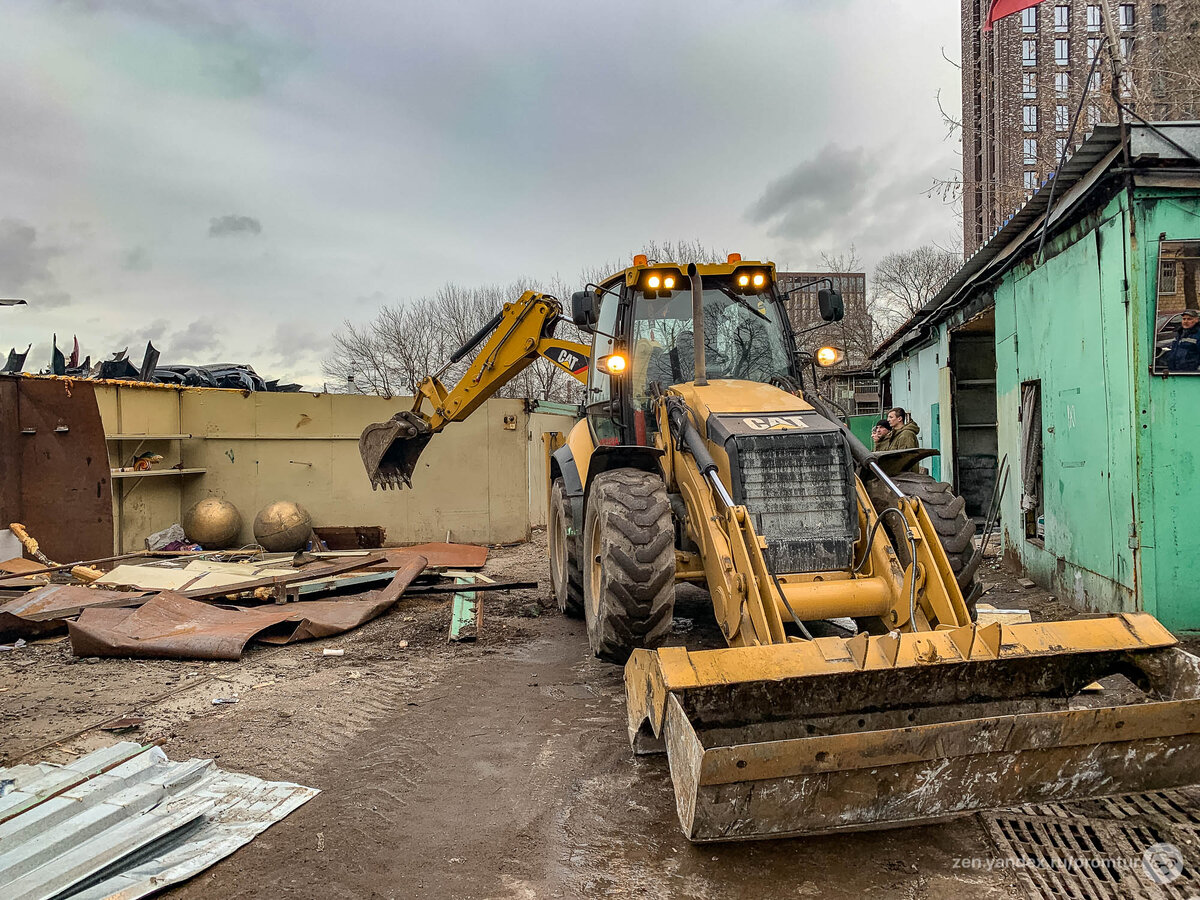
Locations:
1164;309;1200;372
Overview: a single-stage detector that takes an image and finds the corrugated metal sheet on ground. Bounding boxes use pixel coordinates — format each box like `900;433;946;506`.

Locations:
0;742;318;900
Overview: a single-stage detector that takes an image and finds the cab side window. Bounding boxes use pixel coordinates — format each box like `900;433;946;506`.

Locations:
587;281;624;443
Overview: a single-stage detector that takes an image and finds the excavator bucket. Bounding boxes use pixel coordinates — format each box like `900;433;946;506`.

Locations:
359;411;434;490
626;614;1200;842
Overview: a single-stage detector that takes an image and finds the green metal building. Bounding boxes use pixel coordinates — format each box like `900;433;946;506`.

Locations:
872;123;1200;632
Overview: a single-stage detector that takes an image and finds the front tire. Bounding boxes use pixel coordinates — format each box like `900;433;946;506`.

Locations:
582;468;676;664
867;471;979;621
549;478;584;617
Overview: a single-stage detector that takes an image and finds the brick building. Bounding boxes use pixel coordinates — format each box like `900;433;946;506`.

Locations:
776;272;880;406
961;0;1200;254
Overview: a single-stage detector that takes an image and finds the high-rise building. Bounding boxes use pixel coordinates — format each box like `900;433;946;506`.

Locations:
961;0;1200;254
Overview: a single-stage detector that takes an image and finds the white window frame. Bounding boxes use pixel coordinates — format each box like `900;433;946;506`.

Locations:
1121;36;1134;59
1119;3;1135;28
1022;6;1039;31
1055;72;1069;96
1024;170;1039;191
1087;104;1102;126
1056;104;1070;130
1024;72;1038;99
1055;5;1070;30
1023;39;1038;66
1024;138;1038;165
1055;38;1070;65
1056;137;1069;159
1087;5;1101;30
1024;105;1039;131
1087;36;1103;60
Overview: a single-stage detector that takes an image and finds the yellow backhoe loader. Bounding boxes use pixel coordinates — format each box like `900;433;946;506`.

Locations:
359;255;1200;842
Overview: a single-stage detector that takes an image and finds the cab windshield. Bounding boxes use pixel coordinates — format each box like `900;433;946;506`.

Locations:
629;282;793;407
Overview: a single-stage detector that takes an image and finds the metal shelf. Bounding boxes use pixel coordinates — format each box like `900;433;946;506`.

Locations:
110;467;207;479
106;434;192;441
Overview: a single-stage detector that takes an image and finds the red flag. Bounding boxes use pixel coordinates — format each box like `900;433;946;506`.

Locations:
984;0;1045;30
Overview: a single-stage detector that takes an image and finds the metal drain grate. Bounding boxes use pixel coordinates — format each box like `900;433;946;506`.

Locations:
983;787;1200;899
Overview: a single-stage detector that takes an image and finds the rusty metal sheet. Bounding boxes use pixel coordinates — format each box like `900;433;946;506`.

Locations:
67;556;426;660
399;542;488;569
0;585;148;639
0;558;45;575
0;377;114;562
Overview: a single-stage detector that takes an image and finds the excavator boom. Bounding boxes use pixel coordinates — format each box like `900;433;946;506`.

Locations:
359;291;589;489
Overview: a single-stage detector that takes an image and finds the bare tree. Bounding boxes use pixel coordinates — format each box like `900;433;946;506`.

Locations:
872;244;960;320
325;242;733;401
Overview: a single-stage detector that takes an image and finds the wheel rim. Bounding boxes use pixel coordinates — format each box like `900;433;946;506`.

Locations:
587;513;603;621
549;499;565;592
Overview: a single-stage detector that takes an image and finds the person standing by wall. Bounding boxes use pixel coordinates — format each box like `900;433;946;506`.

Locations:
871;419;893;451
886;407;921;450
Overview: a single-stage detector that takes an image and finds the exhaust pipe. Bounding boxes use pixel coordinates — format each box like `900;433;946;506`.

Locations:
687;263;707;386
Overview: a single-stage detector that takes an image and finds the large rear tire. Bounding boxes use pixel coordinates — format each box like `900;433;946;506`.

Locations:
583;468;676;664
549;478;584;618
867;471;980;621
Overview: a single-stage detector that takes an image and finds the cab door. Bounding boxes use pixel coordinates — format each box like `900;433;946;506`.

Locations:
585;281;625;445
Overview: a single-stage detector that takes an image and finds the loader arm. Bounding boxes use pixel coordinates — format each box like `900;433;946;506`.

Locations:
360;290;590;489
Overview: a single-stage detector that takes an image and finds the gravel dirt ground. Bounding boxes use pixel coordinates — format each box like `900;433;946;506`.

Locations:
0;535;1181;899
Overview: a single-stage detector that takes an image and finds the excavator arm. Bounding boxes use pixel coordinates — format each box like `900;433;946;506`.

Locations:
360;290;590;489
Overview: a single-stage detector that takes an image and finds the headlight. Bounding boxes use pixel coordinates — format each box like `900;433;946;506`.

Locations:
815;346;845;367
738;274;750;287
601;354;627;374
752;273;765;287
647;275;661;289
663;276;675;289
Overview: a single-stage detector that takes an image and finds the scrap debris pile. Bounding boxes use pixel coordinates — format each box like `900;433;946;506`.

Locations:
1;337;301;392
0;742;318;900
0;521;520;660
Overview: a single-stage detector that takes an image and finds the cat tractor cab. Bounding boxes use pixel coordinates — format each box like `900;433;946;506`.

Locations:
360;255;1200;841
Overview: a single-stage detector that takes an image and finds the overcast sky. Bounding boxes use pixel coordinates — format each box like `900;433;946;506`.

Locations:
0;0;963;389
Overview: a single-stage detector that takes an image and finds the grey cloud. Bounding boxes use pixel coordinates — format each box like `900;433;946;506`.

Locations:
121;246;151;271
0;219;72;308
746;146;955;262
747;146;873;227
169;319;222;357
208;214;262;237
58;0;304;96
112;317;221;362
272;321;330;358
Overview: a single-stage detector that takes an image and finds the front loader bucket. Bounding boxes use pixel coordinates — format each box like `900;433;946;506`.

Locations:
626;614;1200;842
359;411;434;490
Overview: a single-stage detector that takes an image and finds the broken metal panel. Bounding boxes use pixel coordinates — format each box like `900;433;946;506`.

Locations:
0;743;317;900
404;542;489;569
0;585;147;639
448;573;485;642
69;556;426;660
0;378;114;562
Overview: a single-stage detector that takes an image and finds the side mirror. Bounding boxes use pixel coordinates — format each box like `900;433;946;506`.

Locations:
571;290;599;331
818;288;844;323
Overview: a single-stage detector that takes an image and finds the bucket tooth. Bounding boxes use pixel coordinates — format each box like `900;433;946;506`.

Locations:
974;621;1003;658
625;615;1200;842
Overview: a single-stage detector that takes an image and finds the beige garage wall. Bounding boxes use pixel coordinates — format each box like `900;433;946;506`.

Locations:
98;384;575;553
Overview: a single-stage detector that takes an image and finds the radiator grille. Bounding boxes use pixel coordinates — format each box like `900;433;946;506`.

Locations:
733;430;856;573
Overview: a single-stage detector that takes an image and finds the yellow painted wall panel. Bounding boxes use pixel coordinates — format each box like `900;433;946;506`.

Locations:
96;384;543;550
